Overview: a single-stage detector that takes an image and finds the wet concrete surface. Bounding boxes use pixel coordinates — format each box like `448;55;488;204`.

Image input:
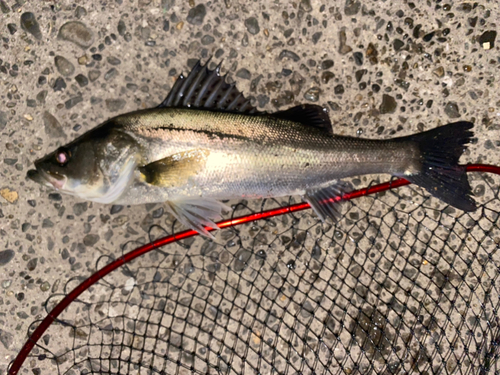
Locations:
1;0;500;373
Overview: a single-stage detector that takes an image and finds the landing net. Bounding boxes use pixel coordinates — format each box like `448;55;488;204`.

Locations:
9;165;500;375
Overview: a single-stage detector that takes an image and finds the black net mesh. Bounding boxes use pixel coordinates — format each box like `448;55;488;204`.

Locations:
19;172;500;374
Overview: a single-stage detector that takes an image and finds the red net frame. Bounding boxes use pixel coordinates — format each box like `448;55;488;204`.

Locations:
8;163;500;375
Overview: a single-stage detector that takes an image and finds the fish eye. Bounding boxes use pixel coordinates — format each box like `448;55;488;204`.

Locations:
55;148;70;165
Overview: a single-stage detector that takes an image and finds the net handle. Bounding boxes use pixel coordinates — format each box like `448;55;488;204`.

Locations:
8;164;500;375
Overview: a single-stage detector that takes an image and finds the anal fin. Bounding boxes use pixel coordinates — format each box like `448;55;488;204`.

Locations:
165;198;231;238
303;181;352;222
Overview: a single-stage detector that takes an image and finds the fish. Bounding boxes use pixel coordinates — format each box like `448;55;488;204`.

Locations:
27;59;476;237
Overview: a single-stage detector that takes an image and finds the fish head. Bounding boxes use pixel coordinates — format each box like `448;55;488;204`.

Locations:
28;126;139;203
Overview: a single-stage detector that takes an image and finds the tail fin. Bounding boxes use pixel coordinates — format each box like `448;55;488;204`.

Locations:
397;121;476;212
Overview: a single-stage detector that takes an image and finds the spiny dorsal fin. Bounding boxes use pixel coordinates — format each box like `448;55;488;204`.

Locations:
158;59;260;114
271;104;333;134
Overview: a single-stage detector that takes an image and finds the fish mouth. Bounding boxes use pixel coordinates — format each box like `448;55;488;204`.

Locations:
27;169;66;190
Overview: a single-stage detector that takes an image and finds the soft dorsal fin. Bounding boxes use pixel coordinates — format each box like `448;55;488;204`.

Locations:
271;104;333;134
158;59;260;114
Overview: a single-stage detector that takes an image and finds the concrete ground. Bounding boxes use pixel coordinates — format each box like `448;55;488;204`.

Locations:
1;0;500;374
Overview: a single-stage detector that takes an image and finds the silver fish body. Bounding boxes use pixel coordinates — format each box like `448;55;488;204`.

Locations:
28;59;476;236
112;107;419;203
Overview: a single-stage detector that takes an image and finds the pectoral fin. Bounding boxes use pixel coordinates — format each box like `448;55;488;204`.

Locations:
139;149;210;187
303;181;352;222
165;198;231;238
